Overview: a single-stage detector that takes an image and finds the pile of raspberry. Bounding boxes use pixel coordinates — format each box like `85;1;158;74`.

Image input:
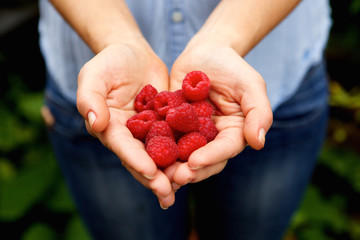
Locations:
126;71;218;169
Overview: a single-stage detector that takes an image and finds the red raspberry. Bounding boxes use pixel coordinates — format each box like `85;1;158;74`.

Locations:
182;71;210;102
126;110;158;141
178;132;207;161
146;136;178;169
154;91;186;117
174;89;188;103
134;84;158;112
166;103;199;133
145;121;175;146
191;100;214;118
198;117;219;142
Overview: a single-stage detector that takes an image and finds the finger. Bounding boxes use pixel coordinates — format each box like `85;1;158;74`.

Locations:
125;164;174;198
163;161;183;181
85;120;97;137
163;162;185;191
172;161;228;185
125;165;175;209
244;105;273;150
102;128;158;180
149;172;175;209
187;118;245;170
76;63;111;133
240;78;273;150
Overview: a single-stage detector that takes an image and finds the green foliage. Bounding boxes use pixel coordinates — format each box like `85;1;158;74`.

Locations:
0;153;56;221
320;146;360;193
64;216;92;240
295;186;348;233
45;178;76;213
0;158;17;180
0;106;37;153
22;223;57;240
0;70;90;239
350;0;360;14
288;180;360;239
329;81;360;109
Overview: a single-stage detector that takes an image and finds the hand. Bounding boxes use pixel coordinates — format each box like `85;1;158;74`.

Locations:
76;42;175;209
165;41;273;189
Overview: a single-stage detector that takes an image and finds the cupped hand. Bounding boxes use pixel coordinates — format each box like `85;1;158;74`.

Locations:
166;41;273;189
76;42;174;209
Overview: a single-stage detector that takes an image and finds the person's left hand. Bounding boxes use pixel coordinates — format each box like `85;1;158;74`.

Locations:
165;40;273;190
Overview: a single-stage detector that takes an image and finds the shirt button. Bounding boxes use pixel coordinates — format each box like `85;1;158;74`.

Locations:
171;10;183;23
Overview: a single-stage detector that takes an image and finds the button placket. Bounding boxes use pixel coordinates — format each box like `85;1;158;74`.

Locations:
168;0;186;64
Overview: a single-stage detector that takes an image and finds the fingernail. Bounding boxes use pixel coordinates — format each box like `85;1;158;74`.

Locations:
259;128;266;146
159;202;168;210
171;182;181;191
189;165;200;170
88;111;96;128
144;174;155;180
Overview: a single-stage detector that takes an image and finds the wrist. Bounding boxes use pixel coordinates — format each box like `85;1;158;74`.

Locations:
50;0;147;54
188;25;246;56
192;0;300;57
85;19;147;54
91;32;149;54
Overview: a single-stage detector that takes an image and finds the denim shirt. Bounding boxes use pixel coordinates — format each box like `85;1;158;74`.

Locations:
38;0;332;111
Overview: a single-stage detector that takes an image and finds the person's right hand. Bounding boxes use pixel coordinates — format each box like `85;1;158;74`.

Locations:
76;41;175;209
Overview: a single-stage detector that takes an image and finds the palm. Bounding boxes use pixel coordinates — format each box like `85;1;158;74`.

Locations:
77;44;175;207
167;46;271;185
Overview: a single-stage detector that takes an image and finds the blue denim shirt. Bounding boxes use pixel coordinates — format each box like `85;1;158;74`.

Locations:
38;0;332;111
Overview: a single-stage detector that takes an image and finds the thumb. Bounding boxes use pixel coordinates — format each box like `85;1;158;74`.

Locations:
242;86;273;150
76;66;110;133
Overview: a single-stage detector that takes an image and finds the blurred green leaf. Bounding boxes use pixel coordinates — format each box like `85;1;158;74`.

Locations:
5;74;27;101
330;81;360;109
319;146;360;193
45;178;76;213
350;0;360;14
355;109;360;123
0;158;17;180
297;227;332;240
64;215;92;240
0;107;36;152
301;186;348;233
22;145;54;168
17;92;44;124
332;127;348;143
349;219;360;240
0;155;57;221
22;222;57;240
290;185;349;239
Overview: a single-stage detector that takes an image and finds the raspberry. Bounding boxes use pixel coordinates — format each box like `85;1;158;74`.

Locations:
134;84;158;112
178;132;207;161
182;71;210;102
145;121;175;146
154;91;186;117
126;110;158;141
166;103;199;133
126;71;219;169
174;89;188;103
191;100;214;118
146;136;178;169
198;117;219;142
